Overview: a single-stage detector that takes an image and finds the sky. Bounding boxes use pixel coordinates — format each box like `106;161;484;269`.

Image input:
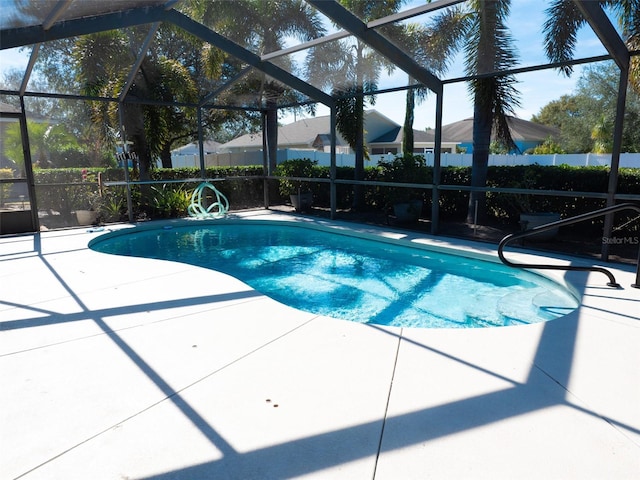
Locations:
283;0;612;128
0;0;613;130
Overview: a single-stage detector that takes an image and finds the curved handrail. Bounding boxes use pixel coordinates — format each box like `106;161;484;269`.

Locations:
498;203;640;289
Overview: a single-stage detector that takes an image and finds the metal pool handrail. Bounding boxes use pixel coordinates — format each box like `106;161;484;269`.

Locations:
498;203;640;289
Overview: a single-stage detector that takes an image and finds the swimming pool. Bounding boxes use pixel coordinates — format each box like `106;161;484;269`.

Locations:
89;220;579;328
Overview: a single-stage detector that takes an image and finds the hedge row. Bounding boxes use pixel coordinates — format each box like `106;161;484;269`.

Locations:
30;165;639;230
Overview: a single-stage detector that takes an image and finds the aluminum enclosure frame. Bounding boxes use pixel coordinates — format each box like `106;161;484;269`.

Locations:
0;0;636;246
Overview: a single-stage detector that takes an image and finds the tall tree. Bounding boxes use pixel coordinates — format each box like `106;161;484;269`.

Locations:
533;62;640;153
397;1;519;221
191;0;326;173
464;0;520;223
531;94;592;153
400;9;469;155
307;0;405;210
543;0;640;83
73;30;199;183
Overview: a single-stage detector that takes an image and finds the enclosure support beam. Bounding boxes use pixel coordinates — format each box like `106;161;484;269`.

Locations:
18;99;39;232
263;0;465;62
118;104;134;223
18;1;72;95
19;44;40;96
262;112;270;210
308;0;442;95
574;0;629;72
573;0;630;260
601;66;629;260
166;10;335;108
199;67;252;107
0;5;170;49
197;108;206;178
431;90;444;235
119;23;161;103
330;105;337;220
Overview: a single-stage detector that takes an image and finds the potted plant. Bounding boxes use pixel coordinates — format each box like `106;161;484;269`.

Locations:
275;158;317;212
98;190;126;223
379;154;426;223
70;169;102;225
74;190;102;225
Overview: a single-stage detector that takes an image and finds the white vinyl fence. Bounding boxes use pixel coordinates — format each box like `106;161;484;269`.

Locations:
169;149;640;169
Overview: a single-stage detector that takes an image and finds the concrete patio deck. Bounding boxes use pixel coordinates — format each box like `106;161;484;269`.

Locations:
1;211;638;479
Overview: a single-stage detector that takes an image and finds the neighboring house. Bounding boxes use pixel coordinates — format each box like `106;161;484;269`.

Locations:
220;110;418;155
172;140;222;156
368;126;459;156
169;140;222;168
441;116;561;154
220;114;350;154
217;109;559;159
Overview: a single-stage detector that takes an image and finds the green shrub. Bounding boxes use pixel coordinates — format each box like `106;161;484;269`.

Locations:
26;164;640;229
274;158;318;197
0;168;13;205
149;183;191;218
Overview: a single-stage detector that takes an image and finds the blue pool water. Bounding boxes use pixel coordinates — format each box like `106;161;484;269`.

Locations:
89;221;579;328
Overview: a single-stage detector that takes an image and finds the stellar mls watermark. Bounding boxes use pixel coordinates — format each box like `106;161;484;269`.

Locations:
602;236;639;245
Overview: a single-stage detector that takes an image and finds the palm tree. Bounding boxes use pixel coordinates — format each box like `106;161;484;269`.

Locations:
306;0;405;210
399;8;469;155
591;114;613;153
463;0;520;223
392;1;520;222
543;1;640;78
73;30;199;182
191;0;326;173
543;0;640;99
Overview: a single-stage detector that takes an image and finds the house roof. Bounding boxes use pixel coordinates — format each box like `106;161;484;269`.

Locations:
371;126;401;143
220;110;560;150
369;127;438;144
221;110;399;150
221;115;336;150
172;140;222;155
441;116;560;143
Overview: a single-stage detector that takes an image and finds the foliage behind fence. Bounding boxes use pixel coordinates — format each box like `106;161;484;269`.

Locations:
31;164;639;231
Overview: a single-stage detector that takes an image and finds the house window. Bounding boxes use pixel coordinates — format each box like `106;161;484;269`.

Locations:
372;147;397;155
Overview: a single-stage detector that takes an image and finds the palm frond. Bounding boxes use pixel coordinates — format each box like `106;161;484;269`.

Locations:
542;0;584;76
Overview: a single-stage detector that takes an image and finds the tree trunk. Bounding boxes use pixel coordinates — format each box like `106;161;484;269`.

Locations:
403;88;415;155
266;102;278;174
135;134;152;182
352;92;365;210
160;142;172;169
467;97;492;224
132;133;153;210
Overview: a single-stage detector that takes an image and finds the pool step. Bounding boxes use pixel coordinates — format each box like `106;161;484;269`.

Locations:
497;288;578;325
463;289;508;327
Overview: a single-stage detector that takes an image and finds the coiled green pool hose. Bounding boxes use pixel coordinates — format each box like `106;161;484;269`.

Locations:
188;182;229;218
